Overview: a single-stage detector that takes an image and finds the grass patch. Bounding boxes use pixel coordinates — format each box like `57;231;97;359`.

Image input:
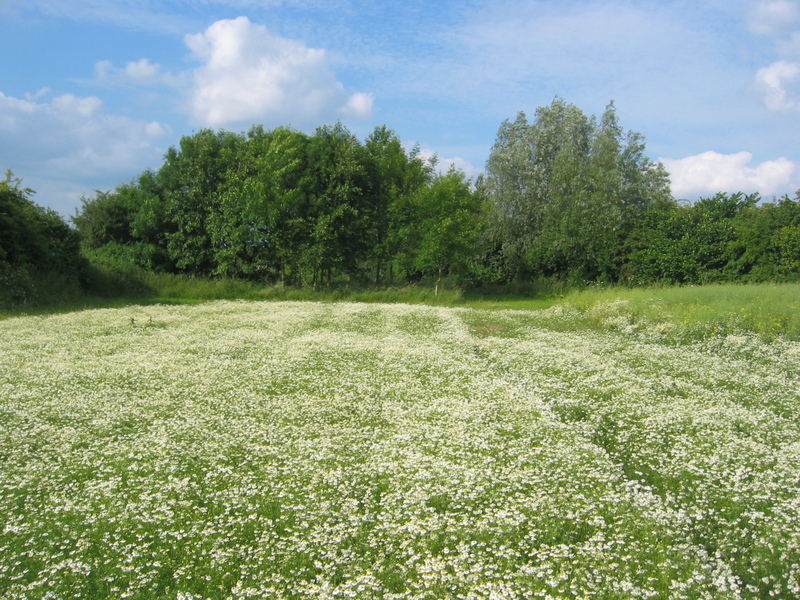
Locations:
554;282;800;341
3;264;799;342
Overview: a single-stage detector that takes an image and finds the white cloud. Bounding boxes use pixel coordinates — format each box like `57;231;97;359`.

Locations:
185;16;373;129
124;58;159;80
95;58;183;87
342;92;375;120
51;93;103;117
749;0;800;36
0;90;171;214
756;60;800;110
751;2;800;109
660;151;797;198
94;60;113;79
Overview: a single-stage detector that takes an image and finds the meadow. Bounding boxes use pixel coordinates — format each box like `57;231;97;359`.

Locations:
1;296;799;599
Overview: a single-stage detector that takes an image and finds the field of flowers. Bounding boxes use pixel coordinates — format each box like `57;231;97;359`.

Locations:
1;300;799;599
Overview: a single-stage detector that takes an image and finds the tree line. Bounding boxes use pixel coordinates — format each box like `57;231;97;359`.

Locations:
3;99;800;308
72;123;482;291
480;99;800;284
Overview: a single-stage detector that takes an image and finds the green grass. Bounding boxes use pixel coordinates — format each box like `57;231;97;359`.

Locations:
3;266;799;342
137;271;471;306
553;282;800;341
142;278;800;342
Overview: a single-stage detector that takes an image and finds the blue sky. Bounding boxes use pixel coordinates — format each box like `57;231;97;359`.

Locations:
1;0;800;216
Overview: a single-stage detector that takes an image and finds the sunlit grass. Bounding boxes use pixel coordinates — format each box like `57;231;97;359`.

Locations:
1;300;799;599
3;273;799;342
551;282;800;341
142;277;800;341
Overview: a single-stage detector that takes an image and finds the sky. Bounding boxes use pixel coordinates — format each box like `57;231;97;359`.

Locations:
1;0;800;217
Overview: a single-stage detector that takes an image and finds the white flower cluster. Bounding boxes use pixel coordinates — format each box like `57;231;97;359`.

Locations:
0;301;798;599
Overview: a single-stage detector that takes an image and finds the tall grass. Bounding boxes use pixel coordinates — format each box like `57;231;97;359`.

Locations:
136;272;467;306
555;282;800;341
3;258;798;342
453;281;800;342
0;269;467;320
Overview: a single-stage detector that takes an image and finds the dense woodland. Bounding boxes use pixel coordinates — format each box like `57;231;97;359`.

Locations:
3;99;800;308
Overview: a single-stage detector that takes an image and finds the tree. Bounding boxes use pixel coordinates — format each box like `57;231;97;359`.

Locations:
1;171;85;307
303;123;373;285
626;192;761;284
481;111;539;279
1;171;39;269
363;126;415;284
72;189;136;249
157;129;244;275
626;202;710;284
482;98;671;282
73;171;173;271
126;169;173;271
209;126;309;282
396;167;484;295
772;224;800;277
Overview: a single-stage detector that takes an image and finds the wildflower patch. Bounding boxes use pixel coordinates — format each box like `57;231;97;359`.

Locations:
1;301;798;599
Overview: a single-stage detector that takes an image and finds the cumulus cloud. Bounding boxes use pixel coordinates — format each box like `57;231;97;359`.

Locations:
342;92;376;120
185;16;373;129
751;2;800;109
660;151;797;198
756;60;800;110
0;89;171;214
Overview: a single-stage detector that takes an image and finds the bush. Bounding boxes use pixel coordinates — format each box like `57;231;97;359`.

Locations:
0;171;89;309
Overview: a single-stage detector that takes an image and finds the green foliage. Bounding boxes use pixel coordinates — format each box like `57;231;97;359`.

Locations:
0;170;86;308
723;193;800;281
626;203;721;284
210;126;310;282
72;122;473;288
304;122;374;284
626;192;800;285
364;126;432;284
483;99;671;283
72;188;136;249
773;224;800;274
67;107;800;294
398;167;485;293
78;244;154;298
159;129;244;275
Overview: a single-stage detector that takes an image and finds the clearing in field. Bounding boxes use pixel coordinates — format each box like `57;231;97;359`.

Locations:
1;300;799;599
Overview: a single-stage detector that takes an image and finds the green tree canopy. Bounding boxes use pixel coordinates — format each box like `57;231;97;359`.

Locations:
483;98;671;282
69;113;800;290
158;129;244;275
1;170;85;307
393;167;484;294
209;126;309;282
